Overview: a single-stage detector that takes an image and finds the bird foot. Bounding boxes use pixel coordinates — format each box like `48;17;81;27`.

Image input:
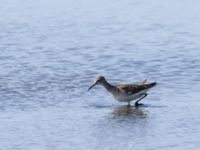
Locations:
135;102;144;107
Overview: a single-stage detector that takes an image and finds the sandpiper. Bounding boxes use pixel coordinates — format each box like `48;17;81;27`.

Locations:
88;76;157;107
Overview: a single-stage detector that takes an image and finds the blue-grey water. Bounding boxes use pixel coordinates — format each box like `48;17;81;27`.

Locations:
0;0;200;150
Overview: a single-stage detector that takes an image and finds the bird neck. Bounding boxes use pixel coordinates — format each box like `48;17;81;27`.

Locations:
102;80;115;92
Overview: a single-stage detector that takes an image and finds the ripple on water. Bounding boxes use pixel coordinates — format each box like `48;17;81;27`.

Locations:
0;0;200;149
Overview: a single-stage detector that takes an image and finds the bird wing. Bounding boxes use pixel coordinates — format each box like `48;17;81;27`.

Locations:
116;81;157;94
116;84;146;94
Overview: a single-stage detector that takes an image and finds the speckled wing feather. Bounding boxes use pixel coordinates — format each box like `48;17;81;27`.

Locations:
116;82;156;94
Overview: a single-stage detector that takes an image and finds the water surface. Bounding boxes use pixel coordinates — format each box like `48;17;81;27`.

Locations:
0;0;200;149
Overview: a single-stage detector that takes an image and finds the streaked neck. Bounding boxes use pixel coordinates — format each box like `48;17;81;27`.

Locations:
102;80;115;92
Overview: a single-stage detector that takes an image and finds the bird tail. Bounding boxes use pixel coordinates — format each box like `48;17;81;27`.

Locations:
145;82;157;89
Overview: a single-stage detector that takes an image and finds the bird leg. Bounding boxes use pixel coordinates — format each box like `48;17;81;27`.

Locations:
135;93;148;106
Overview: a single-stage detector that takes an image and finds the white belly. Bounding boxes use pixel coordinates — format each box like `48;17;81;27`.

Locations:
112;89;148;102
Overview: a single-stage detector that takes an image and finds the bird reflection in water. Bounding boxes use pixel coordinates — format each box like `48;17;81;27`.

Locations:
111;106;147;119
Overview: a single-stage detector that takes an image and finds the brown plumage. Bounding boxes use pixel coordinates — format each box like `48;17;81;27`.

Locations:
116;82;157;94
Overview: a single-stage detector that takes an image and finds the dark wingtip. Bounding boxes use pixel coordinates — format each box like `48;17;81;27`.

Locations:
151;82;157;87
147;82;157;89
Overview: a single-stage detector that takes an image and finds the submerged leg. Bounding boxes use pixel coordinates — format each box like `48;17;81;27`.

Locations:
127;101;131;107
135;93;148;106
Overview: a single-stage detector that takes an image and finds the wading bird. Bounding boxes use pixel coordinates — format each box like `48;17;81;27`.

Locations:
88;76;156;107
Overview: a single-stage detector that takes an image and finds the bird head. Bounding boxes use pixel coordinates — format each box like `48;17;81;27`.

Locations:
88;76;106;91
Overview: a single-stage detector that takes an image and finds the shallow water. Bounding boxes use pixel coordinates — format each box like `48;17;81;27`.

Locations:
0;0;200;149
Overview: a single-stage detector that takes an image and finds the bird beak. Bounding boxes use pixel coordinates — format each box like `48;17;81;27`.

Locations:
88;82;97;91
